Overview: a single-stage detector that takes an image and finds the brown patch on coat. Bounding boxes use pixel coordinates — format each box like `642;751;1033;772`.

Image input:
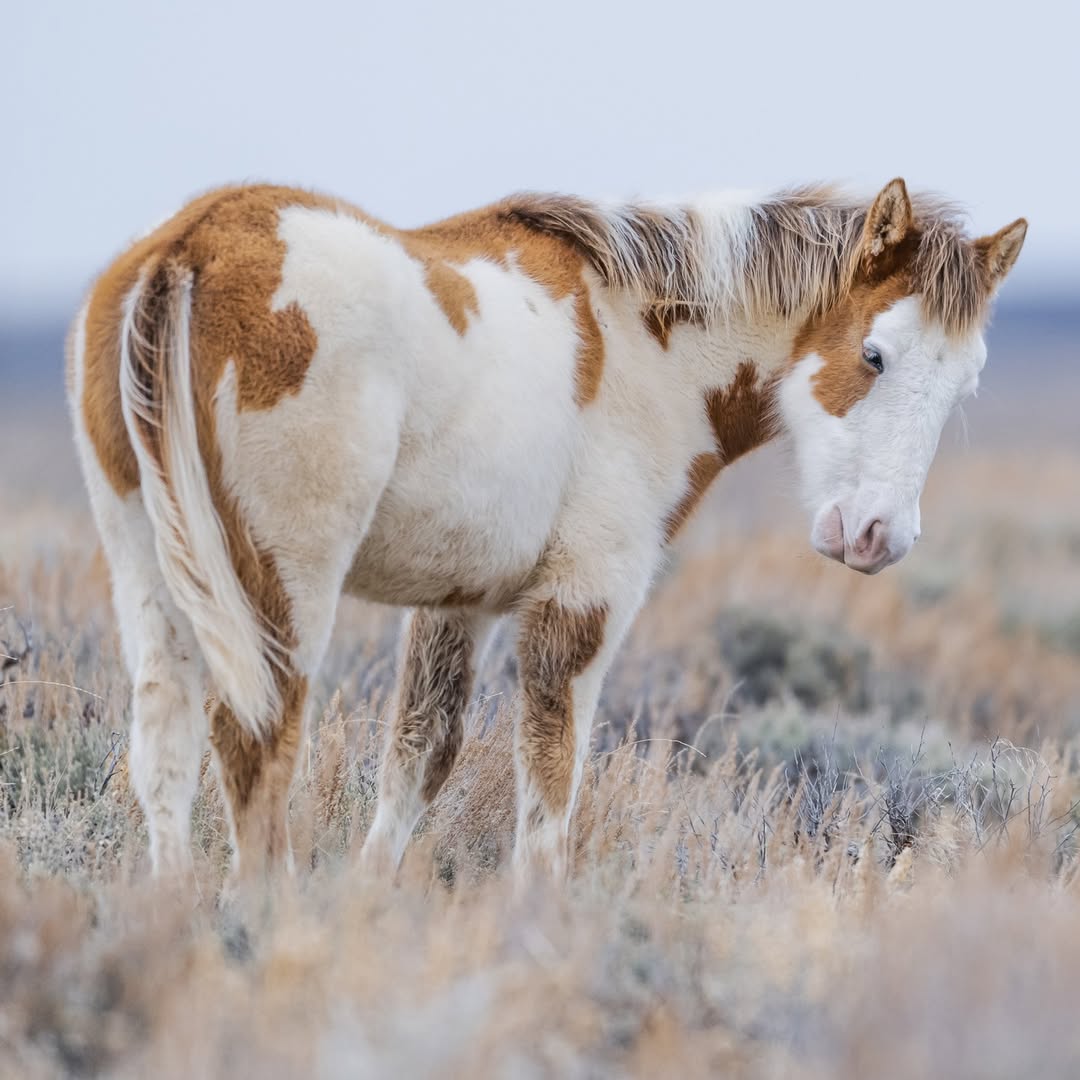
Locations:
794;273;913;417
77;184;345;496
438;586;486;608
153;187;328;414
665;362;780;542
210;674;307;878
663;452;723;541
571;291;605;403
78;190;229;496
641;307;670;349
403;206;606;405
641;303;708;350
706;361;780;462
377;609;477;806
420;260;480;336
517;600;607;814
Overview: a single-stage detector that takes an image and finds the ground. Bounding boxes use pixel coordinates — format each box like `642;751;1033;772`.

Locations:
1;325;1079;1077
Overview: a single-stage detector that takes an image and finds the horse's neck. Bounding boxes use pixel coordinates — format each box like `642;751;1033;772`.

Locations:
665;307;797;405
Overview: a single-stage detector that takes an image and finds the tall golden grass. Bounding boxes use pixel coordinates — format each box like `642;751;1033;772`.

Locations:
2;413;1079;1076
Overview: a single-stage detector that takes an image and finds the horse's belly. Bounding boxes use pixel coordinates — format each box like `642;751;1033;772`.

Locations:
344;443;569;610
344;513;535;609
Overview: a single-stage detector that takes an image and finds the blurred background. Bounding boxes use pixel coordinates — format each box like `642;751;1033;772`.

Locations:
2;1;1078;753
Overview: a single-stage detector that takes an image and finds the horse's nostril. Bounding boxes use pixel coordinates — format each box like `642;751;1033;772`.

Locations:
857;520;883;555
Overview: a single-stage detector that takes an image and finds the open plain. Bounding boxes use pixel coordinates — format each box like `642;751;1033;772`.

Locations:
1;308;1079;1077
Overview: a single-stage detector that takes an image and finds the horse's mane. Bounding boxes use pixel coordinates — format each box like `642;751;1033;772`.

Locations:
505;184;994;337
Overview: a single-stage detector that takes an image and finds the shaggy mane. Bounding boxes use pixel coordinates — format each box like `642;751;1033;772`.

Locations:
505;185;994;337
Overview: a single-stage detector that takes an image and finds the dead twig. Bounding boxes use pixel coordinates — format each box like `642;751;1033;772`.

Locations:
0;616;32;683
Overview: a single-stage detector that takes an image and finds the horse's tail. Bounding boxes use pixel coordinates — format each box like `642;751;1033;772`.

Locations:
118;259;282;739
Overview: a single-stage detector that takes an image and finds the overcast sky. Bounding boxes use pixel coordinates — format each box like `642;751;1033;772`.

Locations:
4;0;1077;320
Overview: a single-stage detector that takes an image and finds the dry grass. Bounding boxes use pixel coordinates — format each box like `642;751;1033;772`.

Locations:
2;413;1080;1076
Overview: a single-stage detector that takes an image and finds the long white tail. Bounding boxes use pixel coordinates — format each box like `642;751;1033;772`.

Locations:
118;261;283;738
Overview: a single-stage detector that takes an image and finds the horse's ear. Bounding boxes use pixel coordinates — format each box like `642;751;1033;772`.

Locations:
860;178;913;271
976;218;1028;288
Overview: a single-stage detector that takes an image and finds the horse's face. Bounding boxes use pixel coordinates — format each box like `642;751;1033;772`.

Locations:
778;179;1026;575
781;294;986;574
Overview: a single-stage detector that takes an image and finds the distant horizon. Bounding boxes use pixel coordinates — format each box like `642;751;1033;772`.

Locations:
2;285;1076;335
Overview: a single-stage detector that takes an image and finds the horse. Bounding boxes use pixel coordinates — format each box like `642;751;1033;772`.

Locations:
66;177;1026;893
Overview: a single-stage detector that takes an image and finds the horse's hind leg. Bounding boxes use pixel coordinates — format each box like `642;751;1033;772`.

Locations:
77;469;207;878
209;680;307;893
110;501;208;878
208;550;357;903
361;608;498;875
207;530;378;901
70;314;207;880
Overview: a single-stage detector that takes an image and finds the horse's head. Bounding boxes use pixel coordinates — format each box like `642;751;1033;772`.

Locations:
779;178;1026;574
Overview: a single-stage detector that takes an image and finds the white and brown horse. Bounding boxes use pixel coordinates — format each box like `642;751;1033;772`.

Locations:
67;178;1025;890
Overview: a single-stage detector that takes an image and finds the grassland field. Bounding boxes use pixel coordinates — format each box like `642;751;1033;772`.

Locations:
1;308;1079;1077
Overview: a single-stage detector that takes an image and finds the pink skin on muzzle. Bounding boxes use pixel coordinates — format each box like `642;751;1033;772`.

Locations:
815;506;896;575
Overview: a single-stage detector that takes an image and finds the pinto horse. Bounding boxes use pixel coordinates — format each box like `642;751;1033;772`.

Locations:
67;178;1026;890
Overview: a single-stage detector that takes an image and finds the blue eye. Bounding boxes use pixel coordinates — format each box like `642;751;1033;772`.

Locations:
862;346;884;374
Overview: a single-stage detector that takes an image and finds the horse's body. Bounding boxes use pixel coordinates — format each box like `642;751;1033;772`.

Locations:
67;180;1025;888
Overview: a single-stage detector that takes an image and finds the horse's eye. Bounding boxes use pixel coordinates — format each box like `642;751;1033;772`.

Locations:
862;346;884;374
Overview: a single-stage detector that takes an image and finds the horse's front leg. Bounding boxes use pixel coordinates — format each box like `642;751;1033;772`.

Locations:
513;564;648;882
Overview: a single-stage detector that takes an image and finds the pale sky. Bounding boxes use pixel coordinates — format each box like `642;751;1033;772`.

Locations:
4;0;1077;319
